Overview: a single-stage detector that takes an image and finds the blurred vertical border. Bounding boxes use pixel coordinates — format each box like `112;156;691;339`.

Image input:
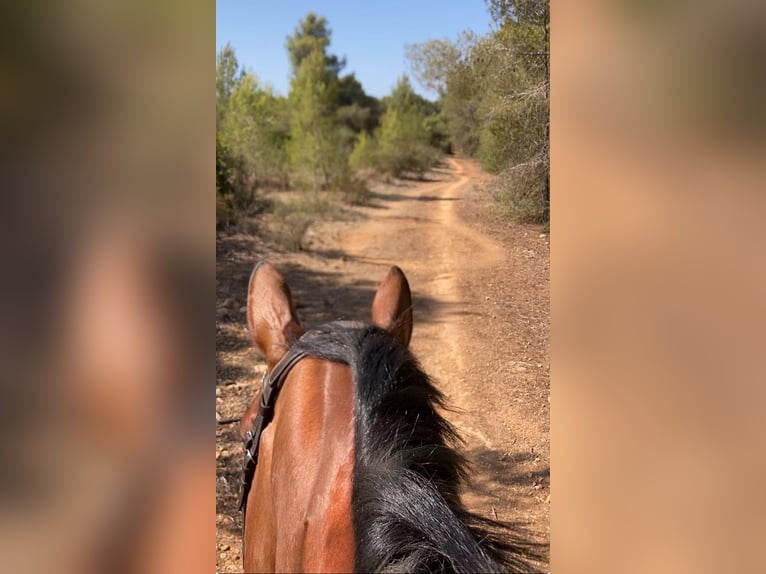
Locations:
0;0;214;572
554;0;766;572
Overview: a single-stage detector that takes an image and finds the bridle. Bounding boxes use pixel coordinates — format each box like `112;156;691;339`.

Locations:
239;343;309;512
238;321;363;513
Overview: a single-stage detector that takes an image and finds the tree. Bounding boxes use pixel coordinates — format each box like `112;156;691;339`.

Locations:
337;73;374;108
222;72;289;190
216;43;241;126
406;34;483;154
404;38;462;97
405;1;550;222
335;72;383;156
337;73;382;134
486;0;550;30
285;13;345;77
216;44;292;220
286;47;345;189
482;0;549;219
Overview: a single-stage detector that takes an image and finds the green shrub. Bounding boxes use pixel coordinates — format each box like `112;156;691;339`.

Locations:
216;136;236;229
349;131;377;170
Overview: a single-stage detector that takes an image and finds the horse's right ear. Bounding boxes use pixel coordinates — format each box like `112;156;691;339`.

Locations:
247;261;304;369
371;266;413;348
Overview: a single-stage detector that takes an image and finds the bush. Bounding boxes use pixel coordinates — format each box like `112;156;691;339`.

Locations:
268;195;338;250
216;136;236;229
270;211;313;251
335;172;371;205
271;195;336;219
374;138;440;179
349;131;377;170
488;156;548;224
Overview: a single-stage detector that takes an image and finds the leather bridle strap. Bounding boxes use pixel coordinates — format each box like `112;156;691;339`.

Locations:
239;346;309;512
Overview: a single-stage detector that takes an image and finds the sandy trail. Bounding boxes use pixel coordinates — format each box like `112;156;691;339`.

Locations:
317;157;550;561
341;158;506;419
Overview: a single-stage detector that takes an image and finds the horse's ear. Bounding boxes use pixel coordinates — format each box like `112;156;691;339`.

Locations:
371;266;413;348
247;261;304;369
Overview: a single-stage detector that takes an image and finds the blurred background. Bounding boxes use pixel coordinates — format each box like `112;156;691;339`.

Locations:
0;1;213;572
553;0;766;572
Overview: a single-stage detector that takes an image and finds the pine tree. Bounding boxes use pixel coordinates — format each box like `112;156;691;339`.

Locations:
216;43;241;127
349;131;377;170
285;13;345;78
286;47;344;190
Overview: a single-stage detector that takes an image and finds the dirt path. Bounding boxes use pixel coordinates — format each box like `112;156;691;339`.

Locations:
216;157;549;571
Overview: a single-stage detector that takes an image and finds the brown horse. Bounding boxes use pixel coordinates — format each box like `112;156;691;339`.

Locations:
239;262;537;573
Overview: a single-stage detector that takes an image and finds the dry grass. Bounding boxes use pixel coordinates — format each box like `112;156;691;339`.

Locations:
266;193;346;251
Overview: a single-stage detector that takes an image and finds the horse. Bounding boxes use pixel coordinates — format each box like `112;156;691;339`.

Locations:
238;261;538;573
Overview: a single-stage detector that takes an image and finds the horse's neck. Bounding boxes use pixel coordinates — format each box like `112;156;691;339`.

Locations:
244;358;356;572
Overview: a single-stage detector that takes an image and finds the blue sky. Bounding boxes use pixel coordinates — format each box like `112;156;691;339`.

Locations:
216;1;494;100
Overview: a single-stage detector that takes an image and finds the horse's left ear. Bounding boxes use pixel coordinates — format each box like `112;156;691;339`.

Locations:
371;266;413;348
247;261;304;369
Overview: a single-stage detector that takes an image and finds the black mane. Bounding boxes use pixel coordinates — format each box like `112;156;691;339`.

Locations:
291;322;540;573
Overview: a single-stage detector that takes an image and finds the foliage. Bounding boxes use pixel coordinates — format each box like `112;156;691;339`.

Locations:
286;47;349;190
268;194;339;250
216;135;237;228
487;154;548;223
336;73;383;157
335;171;372;205
404;37;464;97
283;13;386;193
370;76;440;178
406;0;550;222
285;12;346;77
216;42;241;126
405;33;481;154
221;73;289;190
424;110;452;153
216;41;293;223
216;12;449;230
337;73;382;136
376;109;433;178
269;203;318;251
349;131;377;170
486;0;549;29
347;76;443;179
